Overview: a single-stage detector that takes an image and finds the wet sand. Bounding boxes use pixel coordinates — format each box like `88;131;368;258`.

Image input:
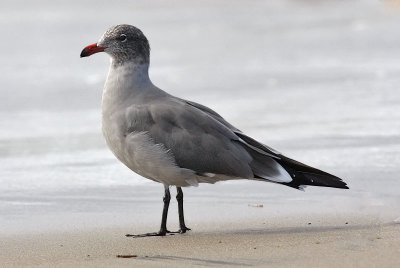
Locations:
1;216;399;267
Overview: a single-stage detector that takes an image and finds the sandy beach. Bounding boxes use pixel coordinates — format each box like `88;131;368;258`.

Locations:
1;216;399;267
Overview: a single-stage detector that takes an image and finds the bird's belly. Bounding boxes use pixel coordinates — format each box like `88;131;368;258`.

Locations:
103;128;196;186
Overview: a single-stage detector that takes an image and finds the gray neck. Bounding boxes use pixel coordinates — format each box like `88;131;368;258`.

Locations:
111;54;149;68
111;57;150;82
106;59;151;89
102;59;152;112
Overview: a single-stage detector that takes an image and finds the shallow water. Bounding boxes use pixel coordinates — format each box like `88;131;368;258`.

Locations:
1;0;400;234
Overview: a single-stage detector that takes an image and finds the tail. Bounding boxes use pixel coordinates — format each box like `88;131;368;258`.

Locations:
235;132;349;190
275;156;348;190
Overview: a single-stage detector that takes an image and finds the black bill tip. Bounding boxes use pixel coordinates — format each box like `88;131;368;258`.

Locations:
80;48;89;58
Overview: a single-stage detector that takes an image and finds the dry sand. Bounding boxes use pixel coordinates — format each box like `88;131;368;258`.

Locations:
1;216;399;268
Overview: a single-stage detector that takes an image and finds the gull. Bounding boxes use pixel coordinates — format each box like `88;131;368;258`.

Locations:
80;24;348;237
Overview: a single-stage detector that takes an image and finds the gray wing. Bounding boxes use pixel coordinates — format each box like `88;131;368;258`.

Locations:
126;96;292;183
125;97;253;178
179;98;241;132
181;99;282;157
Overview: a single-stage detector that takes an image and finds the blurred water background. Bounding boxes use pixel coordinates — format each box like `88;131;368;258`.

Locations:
1;0;400;234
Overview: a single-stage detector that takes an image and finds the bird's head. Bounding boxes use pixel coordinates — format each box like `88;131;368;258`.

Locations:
80;24;150;65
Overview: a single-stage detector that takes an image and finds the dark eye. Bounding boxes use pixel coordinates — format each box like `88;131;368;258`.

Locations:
117;34;127;42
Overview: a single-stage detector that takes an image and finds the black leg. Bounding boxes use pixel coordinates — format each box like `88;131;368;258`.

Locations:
176;186;191;233
159;186;171;234
126;186;173;238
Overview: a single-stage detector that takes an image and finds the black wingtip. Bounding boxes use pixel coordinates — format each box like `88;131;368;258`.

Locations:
286;174;349;190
